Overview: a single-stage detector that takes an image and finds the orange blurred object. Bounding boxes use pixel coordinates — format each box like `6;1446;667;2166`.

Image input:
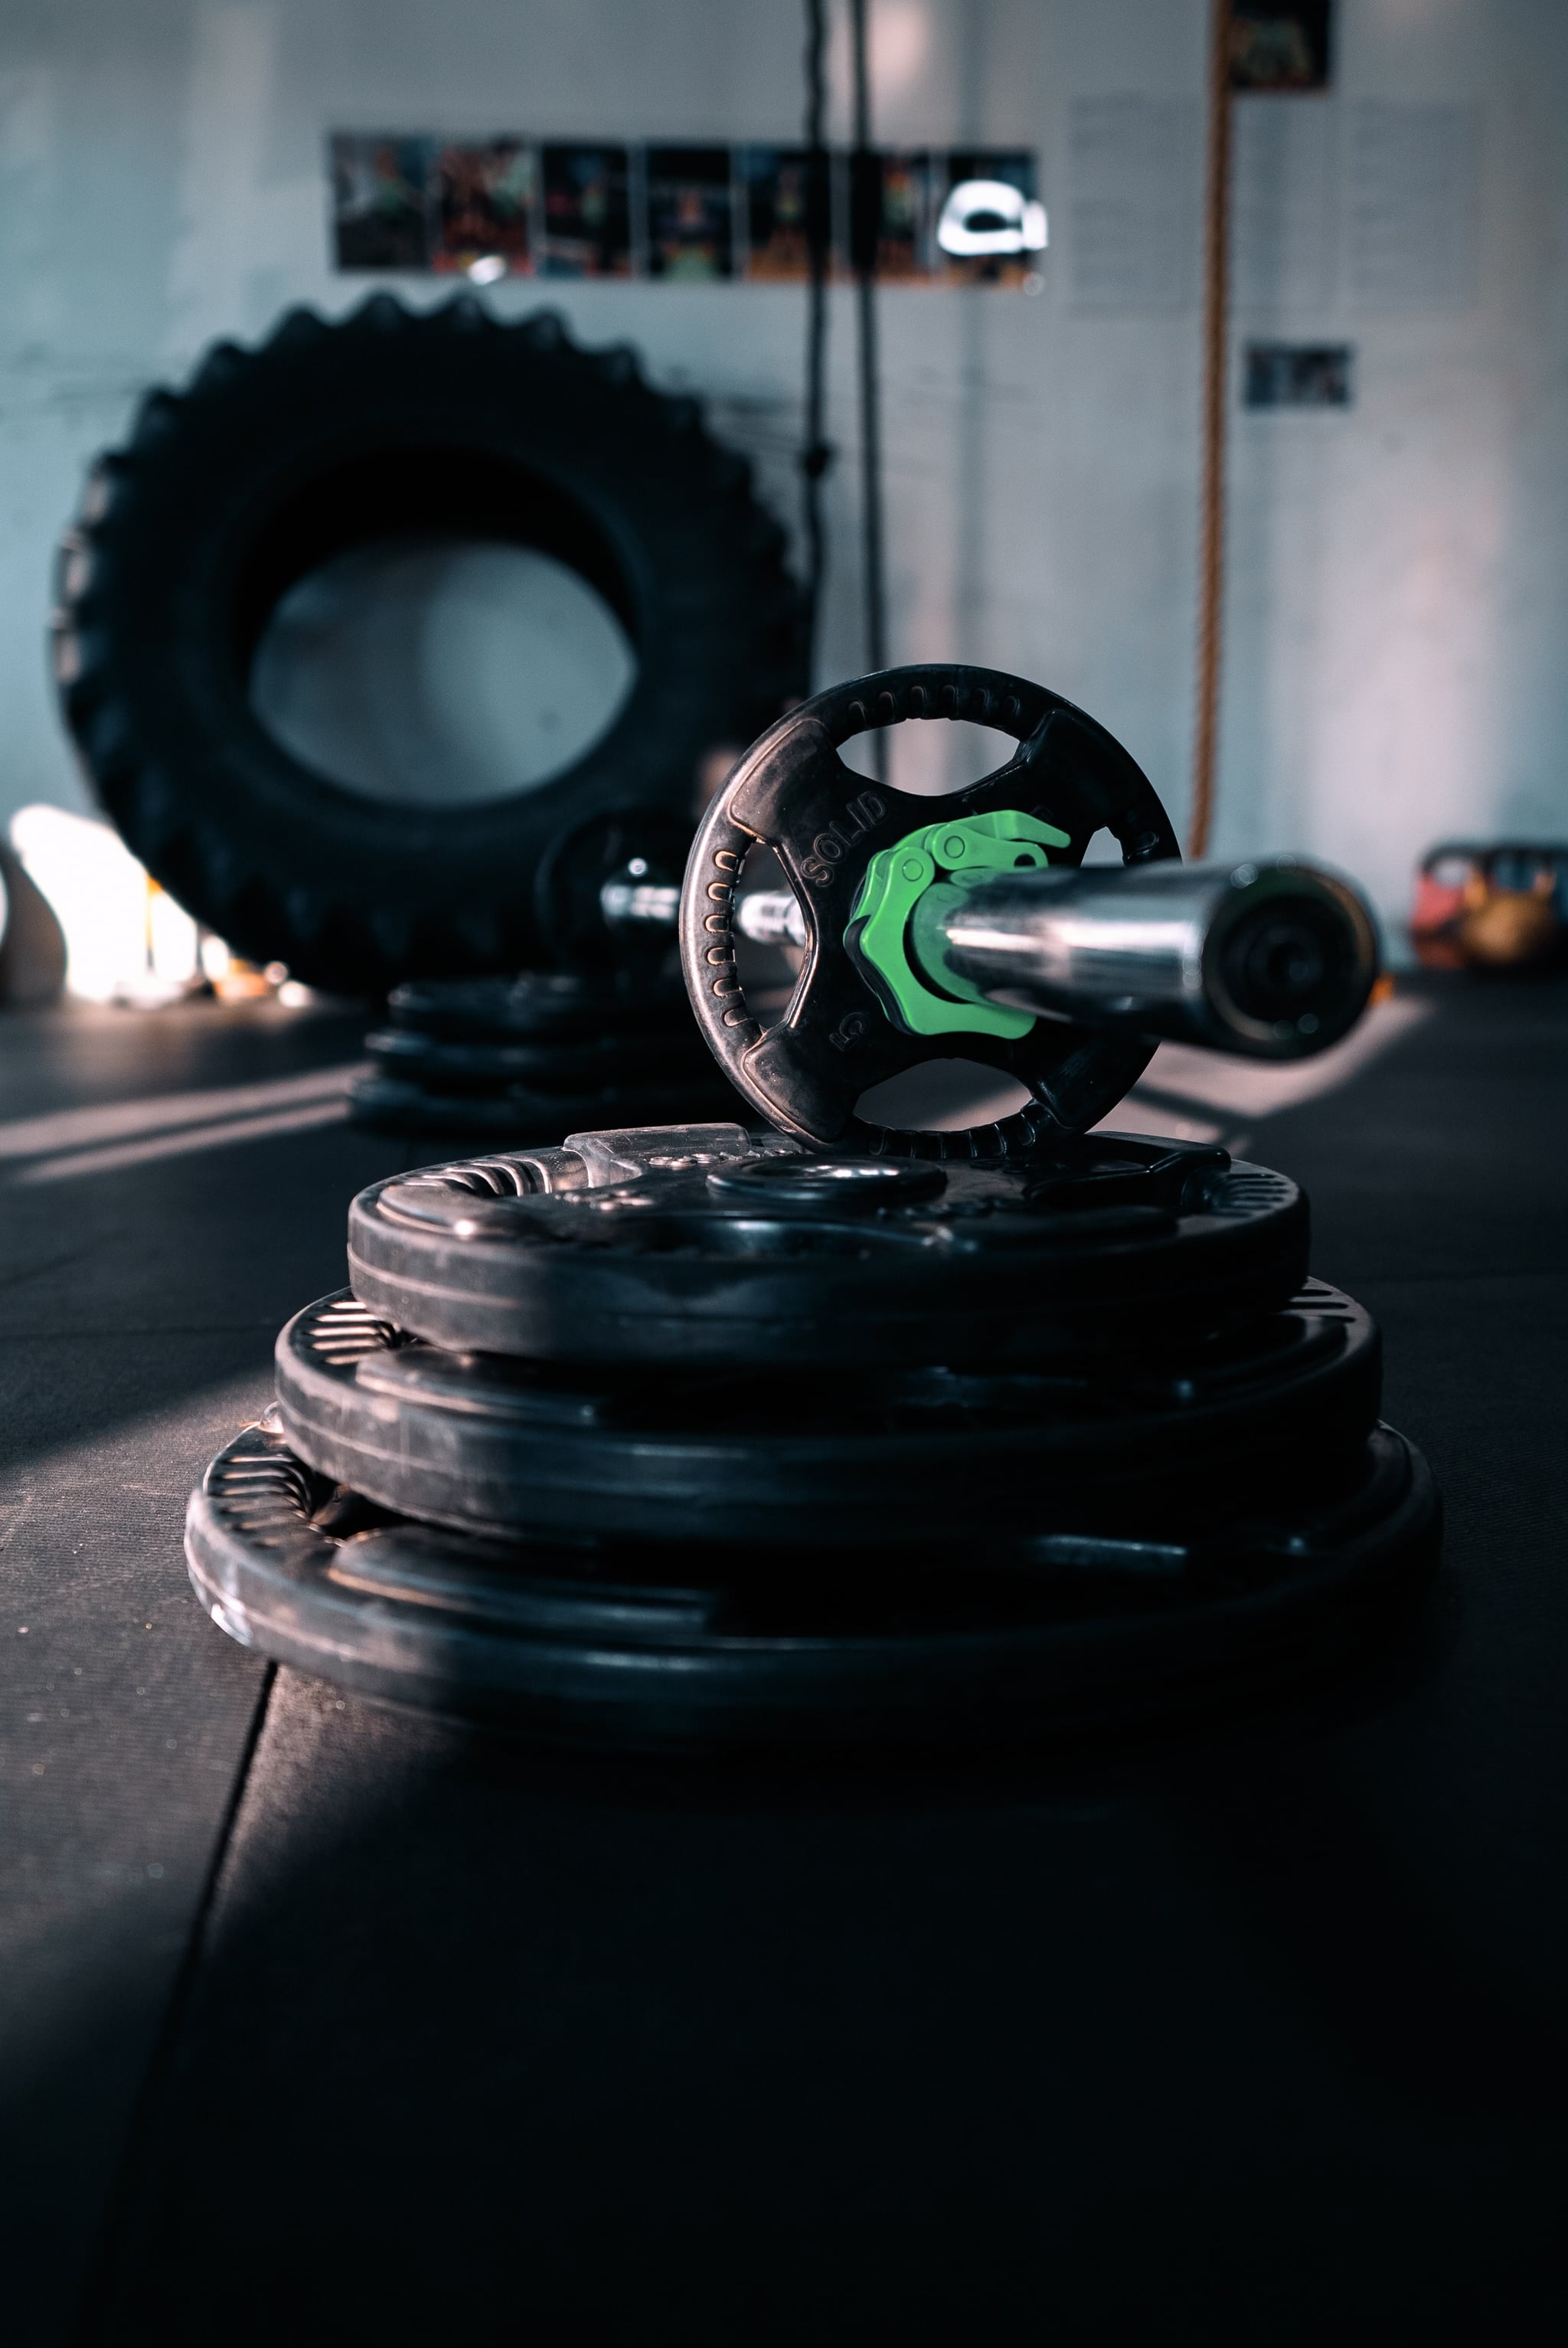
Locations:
213;966;275;1000
1458;872;1560;968
1411;842;1566;972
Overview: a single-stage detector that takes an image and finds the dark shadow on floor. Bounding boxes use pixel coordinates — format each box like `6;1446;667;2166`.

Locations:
68;1622;1568;2348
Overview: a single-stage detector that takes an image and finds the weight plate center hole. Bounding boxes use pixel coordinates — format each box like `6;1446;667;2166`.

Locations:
705;1156;947;1209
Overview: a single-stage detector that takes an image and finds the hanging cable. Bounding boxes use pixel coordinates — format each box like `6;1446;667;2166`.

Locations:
801;0;833;683
848;0;888;758
1190;0;1234;857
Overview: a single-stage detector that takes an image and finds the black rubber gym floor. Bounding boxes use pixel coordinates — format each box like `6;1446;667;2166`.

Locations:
3;979;1566;2345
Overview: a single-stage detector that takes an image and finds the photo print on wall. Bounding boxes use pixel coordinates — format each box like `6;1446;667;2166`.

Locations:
330;136;434;271
1244;342;1352;406
434;140;534;278
540;144;633;277
645;147;737;280
1230;2;1333;91
739;146;830;281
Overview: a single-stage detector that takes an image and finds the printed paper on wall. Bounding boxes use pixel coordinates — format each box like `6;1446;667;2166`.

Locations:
740;147;822;282
645;147;737;281
331;134;434;272
1230;3;1333;93
433;140;534;276
540;143;632;278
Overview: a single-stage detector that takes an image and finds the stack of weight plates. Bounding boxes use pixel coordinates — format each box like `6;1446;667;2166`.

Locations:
187;1122;1439;1751
349;971;740;1141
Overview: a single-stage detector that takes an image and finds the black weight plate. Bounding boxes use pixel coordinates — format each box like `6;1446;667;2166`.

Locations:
276;1284;1382;1548
347;1127;1309;1366
186;1417;1439;1748
679;662;1181;1153
348;1071;739;1142
364;1024;720;1097
389;972;692;1045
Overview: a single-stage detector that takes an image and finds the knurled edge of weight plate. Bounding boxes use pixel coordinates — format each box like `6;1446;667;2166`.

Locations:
185;1416;722;1658
185;1419;746;1728
184;1414;326;1652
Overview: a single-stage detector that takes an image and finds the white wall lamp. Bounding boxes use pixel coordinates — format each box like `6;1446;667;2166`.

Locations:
936;179;1047;260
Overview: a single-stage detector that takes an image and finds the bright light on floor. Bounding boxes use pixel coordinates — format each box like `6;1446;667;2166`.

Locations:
9;805;201;1002
0;1061;368;1183
1093;996;1433;1149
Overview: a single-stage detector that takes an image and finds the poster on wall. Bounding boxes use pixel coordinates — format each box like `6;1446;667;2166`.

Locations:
433;139;534;276
1229;2;1333;91
1348;103;1478;313
738;146;830;282
1243;342;1351;406
540;143;632;277
871;152;936;279
645;147;737;280
1068;97;1199;312
330;135;433;271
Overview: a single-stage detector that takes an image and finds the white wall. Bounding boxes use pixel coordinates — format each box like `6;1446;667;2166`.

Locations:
2;0;1565;944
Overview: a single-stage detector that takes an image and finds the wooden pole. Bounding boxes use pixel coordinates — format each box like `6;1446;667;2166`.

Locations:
1189;0;1234;858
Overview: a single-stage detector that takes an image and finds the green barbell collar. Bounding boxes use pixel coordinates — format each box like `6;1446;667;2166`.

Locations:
844;809;1070;1039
